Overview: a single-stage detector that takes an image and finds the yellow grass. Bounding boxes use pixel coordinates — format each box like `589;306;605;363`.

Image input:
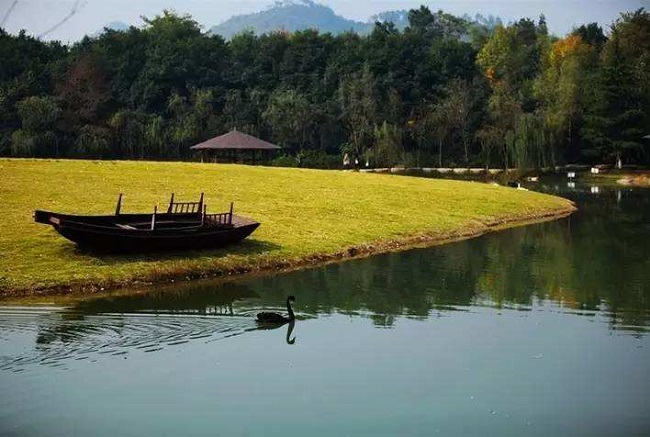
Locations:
0;159;575;295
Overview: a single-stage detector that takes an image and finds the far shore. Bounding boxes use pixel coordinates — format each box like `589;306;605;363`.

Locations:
0;159;576;299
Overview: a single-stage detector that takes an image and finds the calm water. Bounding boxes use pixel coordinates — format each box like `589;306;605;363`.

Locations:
1;181;649;436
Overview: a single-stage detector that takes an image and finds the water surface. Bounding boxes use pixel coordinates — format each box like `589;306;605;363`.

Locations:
1;181;649;436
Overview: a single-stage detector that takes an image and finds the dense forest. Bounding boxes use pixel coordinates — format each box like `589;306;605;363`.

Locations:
1;7;648;168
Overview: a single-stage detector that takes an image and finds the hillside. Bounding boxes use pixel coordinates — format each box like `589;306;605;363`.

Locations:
210;0;374;38
93;21;130;37
96;3;501;40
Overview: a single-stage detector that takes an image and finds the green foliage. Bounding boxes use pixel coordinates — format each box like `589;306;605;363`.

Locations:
534;34;594;163
297;150;342;169
583;9;650;164
9;130;34;156
55;54;111;126
263;89;311;152
573;23;607;48
269;154;298;168
338;64;377;159
74;125;111;157
406;6;469;40
0;8;648;167
373;122;403;166
15;95;60;131
109;109;149;158
11;96;61;156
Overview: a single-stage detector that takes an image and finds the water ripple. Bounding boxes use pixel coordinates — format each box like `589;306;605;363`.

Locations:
0;306;259;373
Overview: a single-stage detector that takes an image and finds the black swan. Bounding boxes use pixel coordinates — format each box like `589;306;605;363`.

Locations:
257;296;295;324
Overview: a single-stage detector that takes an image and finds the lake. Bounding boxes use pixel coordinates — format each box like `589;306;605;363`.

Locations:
1;180;648;436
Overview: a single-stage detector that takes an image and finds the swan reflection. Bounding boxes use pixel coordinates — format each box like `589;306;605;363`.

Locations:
253;319;298;345
286;321;296;345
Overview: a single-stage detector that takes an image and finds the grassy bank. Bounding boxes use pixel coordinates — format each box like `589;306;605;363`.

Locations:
0;159;575;297
581;170;650;187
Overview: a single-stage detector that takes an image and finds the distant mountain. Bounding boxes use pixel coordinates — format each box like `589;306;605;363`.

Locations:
210;0;375;39
92;4;502;41
104;21;130;31
370;10;410;29
209;2;502;40
93;21;131;37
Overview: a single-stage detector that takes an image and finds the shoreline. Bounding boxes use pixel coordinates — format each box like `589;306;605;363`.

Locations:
0;204;576;300
581;170;650;187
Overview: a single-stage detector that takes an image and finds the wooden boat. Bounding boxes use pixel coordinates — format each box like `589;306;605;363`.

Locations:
34;193;260;253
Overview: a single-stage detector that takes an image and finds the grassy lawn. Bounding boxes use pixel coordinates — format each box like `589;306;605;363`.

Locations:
0;159;575;295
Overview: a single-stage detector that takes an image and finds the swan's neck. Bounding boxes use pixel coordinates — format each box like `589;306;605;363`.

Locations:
286;298;295;321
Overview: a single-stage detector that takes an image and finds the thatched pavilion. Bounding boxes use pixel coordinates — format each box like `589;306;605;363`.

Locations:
190;130;281;164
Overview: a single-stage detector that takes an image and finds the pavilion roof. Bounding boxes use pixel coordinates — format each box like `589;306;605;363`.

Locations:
190;130;281;150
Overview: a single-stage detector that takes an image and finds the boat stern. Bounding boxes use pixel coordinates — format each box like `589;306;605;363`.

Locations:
34;210;62;227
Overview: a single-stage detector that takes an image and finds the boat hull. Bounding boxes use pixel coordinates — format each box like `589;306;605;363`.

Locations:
34;210;260;253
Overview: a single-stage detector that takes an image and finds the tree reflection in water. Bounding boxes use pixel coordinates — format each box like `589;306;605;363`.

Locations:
213;183;649;332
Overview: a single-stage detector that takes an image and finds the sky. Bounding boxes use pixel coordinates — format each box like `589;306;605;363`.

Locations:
0;0;646;43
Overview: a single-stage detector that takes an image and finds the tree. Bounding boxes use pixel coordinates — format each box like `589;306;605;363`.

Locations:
338;65;377;160
81;26;148;108
109;109;148;158
144;114;167;157
408;103;438;167
263;89;311;153
583;9;650;165
373;121;403;166
55;54;111;136
222;89;261;134
475;125;500;169
254;31;291;91
535;34;593;163
279;29;333;96
130;10;227;112
487;82;522;169
226;30;259;89
477;19;547;111
573;23;607;48
442;79;473;164
73;124;111;157
11;96;61;156
478;18;554;168
0;29;64;154
1;6;645;165
407;6;468;40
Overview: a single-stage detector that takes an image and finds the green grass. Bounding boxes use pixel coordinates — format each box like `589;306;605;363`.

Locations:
0;158;575;295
